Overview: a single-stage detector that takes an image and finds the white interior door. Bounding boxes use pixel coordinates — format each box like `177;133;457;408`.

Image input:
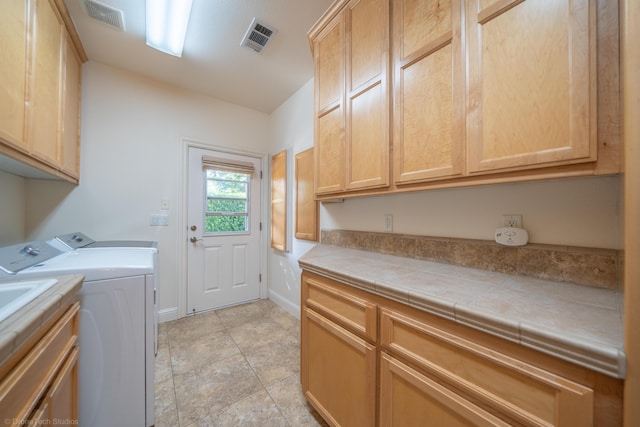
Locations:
187;146;262;313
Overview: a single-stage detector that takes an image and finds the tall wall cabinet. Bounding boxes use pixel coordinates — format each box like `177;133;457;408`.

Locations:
0;0;87;183
309;0;391;195
309;0;620;199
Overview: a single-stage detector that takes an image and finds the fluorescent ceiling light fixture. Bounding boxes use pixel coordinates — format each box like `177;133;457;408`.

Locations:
146;0;193;57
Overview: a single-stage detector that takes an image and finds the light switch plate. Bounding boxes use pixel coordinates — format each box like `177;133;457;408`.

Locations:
495;227;528;246
150;213;169;226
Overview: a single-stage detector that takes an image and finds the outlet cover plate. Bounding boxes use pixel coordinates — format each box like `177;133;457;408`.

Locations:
502;214;522;228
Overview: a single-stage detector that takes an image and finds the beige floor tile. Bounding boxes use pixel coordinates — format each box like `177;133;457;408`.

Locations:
267;374;329;427
173;353;263;426
155;377;179;427
189;389;288;427
155;299;323;427
169;329;241;375
228;318;294;352
243;334;300;386
155;343;173;384
166;309;226;342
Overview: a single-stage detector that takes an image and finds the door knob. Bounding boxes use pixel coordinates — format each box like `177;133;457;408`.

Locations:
189;236;201;243
190;225;197;231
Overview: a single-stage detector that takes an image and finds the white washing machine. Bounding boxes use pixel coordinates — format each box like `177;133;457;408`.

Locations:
49;232;159;355
0;241;155;427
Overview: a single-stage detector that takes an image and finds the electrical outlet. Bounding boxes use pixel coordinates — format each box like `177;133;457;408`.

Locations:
384;214;393;232
502;214;522;228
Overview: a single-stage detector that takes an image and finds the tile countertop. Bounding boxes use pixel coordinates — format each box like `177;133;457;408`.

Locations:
299;244;625;379
0;274;84;368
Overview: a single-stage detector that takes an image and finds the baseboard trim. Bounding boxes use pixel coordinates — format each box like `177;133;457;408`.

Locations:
158;306;178;323
268;289;300;320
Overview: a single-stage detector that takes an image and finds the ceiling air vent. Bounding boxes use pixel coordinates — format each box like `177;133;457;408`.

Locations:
82;0;125;31
240;18;277;53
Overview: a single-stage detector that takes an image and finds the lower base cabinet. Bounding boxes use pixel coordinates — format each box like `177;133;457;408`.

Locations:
301;307;376;426
0;301;79;425
300;271;622;427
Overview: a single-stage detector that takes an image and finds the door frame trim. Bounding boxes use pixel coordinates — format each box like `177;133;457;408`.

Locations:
178;137;269;319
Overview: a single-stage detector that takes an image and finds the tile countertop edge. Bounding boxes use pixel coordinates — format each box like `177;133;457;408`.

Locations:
298;245;626;379
0;274;84;368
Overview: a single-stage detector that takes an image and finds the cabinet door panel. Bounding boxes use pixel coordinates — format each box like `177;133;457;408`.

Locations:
29;0;64;167
60;33;81;178
349;0;386;90
301;308;376;427
315;106;345;194
345;0;390;190
347;82;388;189
316;16;344;111
393;0;464;184
380;352;510;426
0;0;29;150
467;0;596;173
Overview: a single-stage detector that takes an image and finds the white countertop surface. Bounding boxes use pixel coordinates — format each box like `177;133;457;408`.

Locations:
299;244;625;379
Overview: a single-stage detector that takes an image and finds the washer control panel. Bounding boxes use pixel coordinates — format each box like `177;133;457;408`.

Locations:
0;241;62;274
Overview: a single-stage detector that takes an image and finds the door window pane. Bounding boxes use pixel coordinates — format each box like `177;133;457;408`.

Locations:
204;169;250;234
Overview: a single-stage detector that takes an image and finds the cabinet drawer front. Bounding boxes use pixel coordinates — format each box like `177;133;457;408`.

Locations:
0;302;79;421
380;308;593;426
304;275;377;342
380;352;510;427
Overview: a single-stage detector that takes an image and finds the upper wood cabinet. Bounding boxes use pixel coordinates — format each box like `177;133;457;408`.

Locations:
0;0;29;152
393;0;465;184
0;0;86;183
310;0;619;199
466;0;596;175
310;0;391;195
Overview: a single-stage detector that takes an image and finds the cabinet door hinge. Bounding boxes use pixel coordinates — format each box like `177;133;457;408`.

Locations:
259;274;262;283
260;222;262;231
260;170;263;179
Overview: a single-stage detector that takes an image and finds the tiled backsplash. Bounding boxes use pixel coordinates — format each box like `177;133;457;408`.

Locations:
320;229;621;290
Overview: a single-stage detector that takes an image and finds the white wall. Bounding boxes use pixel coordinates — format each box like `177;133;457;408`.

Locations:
267;79;317;318
0;170;26;245
23;62;270;319
321;175;622;249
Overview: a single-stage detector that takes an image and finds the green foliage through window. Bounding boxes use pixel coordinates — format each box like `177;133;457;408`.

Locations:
204;169;250;233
